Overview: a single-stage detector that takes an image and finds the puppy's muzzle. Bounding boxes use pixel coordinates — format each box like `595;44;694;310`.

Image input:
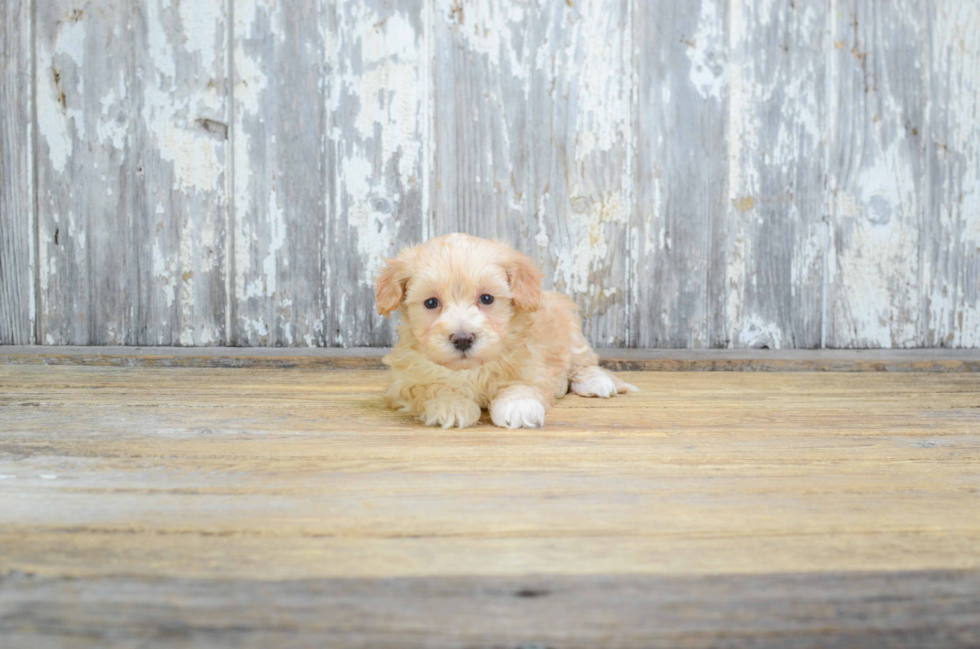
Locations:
450;332;476;352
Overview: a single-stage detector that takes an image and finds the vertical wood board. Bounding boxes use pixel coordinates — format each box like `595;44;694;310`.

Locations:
330;0;425;347
825;0;927;348
724;0;827;349
631;0;729;348
36;0;228;345
0;0;34;344
527;0;631;346
925;3;980;347
232;0;328;346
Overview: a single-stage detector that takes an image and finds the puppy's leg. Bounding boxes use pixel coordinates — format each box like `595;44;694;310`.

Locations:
564;315;637;398
570;365;638;398
490;384;547;429
420;396;482;429
607;371;639;394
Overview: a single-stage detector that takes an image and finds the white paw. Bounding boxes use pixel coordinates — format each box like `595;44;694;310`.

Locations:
421;399;482;429
571;367;618;398
491;397;546;429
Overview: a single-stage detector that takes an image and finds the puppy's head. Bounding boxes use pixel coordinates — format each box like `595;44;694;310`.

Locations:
376;234;542;370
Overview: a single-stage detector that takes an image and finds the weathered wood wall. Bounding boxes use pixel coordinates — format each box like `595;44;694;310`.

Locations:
0;0;977;348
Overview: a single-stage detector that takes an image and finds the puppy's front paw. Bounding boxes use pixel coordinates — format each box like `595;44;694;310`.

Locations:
490;397;546;429
421;398;482;429
570;366;618;398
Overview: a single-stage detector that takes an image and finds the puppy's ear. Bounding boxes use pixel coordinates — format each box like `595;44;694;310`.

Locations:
505;250;543;311
376;258;410;316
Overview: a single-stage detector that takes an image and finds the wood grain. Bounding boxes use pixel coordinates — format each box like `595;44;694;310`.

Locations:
631;0;729;348
1;365;979;644
431;1;530;240
3;571;979;648
330;0;425;347
231;0;328;346
135;0;230;346
826;0;927;348
5;0;980;349
925;3;980;347
725;0;827;349
526;0;631;346
36;0;138;344
0;0;34;344
431;0;630;346
35;0;229;345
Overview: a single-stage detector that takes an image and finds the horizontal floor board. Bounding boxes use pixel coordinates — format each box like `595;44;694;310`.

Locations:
2;346;980;371
2;365;979;645
2;571;979;648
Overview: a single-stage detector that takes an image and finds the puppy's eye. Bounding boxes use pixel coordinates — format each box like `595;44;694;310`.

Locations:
424;298;440;309
479;294;494;305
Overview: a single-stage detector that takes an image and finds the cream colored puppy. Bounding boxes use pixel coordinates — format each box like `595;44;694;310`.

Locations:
376;234;636;429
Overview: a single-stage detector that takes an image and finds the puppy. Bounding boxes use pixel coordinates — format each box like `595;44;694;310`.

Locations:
376;233;636;429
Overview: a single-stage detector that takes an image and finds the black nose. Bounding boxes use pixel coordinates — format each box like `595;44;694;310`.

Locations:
450;332;475;352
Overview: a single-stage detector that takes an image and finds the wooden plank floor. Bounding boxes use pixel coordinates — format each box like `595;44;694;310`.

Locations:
1;361;979;647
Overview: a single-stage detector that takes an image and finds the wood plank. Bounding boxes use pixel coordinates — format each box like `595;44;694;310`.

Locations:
431;0;528;239
2;346;980;371
725;0;827;349
825;0;927;347
134;0;230;345
2;571;979;648
431;0;631;346
231;0;328;346
36;1;136;344
525;0;631;346
330;0;425;347
1;366;979;644
0;0;34;345
232;0;424;347
631;0;729;348
36;0;229;345
1;367;979;580
925;3;980;347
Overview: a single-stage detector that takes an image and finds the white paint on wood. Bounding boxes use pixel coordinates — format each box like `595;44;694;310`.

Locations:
826;0;927;348
925;3;980;347
232;0;325;346
725;0;827;349
631;0;729;348
335;3;423;288
3;0;979;348
34;0;228;346
329;0;425;346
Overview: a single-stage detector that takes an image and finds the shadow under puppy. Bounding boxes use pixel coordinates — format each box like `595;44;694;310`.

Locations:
376;234;637;429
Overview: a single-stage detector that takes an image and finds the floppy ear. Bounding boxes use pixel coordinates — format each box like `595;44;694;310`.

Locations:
376;258;410;316
505;250;543;311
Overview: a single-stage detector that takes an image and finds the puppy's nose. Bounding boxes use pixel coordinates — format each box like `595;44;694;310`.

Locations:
450;332;475;352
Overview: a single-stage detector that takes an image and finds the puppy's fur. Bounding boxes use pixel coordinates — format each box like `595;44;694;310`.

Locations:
376;234;636;429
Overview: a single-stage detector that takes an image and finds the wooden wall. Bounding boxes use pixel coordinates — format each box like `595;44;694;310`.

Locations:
1;0;977;348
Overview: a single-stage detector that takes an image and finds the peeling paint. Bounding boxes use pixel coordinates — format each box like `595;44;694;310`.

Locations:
37;20;87;174
144;0;224;193
337;3;423;288
687;0;727;101
553;191;627;295
19;0;980;350
739;314;784;349
566;0;629;161
446;0;527;78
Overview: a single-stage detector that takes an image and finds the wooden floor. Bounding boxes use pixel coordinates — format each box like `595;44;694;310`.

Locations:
1;356;979;647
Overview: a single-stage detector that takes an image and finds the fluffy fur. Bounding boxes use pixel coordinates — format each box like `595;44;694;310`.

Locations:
376;234;636;429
